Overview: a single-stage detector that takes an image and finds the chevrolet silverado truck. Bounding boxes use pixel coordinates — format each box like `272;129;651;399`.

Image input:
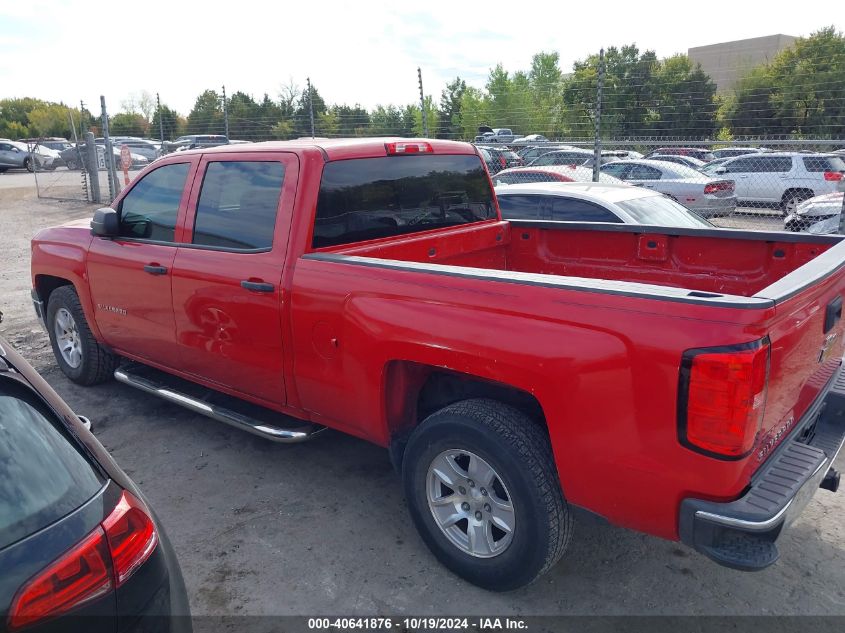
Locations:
31;138;845;591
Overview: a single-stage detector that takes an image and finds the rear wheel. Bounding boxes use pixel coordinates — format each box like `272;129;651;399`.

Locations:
781;190;813;216
24;157;33;172
402;398;572;591
65;158;79;170
46;286;118;385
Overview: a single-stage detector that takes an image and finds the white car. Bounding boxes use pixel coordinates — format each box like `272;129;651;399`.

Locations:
784;192;844;233
495;182;712;228
711;152;845;214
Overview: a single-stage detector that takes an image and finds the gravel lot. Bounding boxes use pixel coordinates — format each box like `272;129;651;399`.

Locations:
1;177;843;617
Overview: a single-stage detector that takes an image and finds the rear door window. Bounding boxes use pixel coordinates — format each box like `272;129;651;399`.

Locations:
550;197;622;222
628;165;662;180
193;161;285;250
313;154;495;248
497;195;543;219
804;156;845;172
0;377;103;548
757;157;793;172
118;162;190;241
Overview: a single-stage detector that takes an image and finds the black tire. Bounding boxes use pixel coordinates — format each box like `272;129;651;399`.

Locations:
65;158;79;170
24;157;33;172
402;398;571;591
46;285;118;385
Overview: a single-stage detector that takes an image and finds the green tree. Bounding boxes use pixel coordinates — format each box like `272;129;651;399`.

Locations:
648;55;717;138
724;27;845;136
150;104;182;140
293;83;327;137
28;102;75;137
457;87;491;140
186;89;224;135
438;76;466;139
109;112;148;137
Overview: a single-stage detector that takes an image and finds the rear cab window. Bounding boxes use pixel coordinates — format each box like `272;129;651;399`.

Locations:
0;376;104;548
312;154;495;248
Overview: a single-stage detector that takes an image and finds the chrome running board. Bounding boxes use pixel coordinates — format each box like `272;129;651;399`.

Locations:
114;363;325;443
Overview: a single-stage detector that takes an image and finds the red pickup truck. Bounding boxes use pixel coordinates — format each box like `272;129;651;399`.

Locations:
31;139;845;590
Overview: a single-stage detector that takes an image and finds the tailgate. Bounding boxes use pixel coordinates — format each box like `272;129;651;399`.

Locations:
752;238;845;470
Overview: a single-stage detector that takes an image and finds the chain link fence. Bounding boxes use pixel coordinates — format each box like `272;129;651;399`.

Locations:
491;138;845;233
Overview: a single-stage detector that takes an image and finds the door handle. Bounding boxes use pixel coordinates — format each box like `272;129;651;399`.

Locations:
241;280;274;292
143;264;168;275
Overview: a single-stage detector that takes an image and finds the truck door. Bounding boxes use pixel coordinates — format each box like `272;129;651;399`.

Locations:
87;160;197;366
170;153;298;406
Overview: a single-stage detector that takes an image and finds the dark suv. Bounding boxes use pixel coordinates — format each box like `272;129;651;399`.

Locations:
0;332;190;632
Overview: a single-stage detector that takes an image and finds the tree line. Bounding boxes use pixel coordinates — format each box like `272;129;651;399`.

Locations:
1;27;842;142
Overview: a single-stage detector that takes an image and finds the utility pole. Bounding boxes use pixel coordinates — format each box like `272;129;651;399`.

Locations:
221;85;229;139
418;67;429;138
306;77;315;138
592;48;605;183
79;100;86;136
156;92;165;142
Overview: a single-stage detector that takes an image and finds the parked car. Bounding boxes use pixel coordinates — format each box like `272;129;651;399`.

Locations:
700;157;733;175
60;143;149;170
601;149;644;160
109;137;161;162
163;135;228;154
710;147;765;159
647;154;707;169
515;144;578;163
0;140;35;172
473;127;515;143
712;152;845;215
600;159;737;218
491;165;626;185
784;192;844;232
528;149;595;166
645;147;716;162
32;138;845;590
477;146;523;174
510;134;548;144
0;330;190;631
20;137;73;153
495;182;712;228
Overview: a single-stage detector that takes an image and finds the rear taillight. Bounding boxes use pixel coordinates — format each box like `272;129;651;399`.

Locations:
678;338;770;459
824;171;843;181
704;180;735;194
499;156;506;168
385;141;433;155
102;492;158;587
8;491;157;630
8;529;113;630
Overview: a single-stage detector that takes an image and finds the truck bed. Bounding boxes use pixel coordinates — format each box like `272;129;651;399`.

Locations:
319;219;842;301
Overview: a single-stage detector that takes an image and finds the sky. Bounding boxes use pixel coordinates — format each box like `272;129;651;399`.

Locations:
0;0;839;116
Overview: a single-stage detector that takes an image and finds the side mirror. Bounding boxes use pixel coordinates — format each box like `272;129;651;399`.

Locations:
91;208;118;237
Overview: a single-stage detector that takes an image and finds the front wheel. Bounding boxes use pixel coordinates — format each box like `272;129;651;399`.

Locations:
781;190;813;216
402;398;572;591
46;285;118;385
24;157;33;172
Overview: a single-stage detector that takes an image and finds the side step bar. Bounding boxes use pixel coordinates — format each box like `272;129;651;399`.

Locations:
114;364;325;443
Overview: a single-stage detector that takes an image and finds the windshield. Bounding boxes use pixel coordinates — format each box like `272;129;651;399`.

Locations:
313;154;495;248
616;195;712;228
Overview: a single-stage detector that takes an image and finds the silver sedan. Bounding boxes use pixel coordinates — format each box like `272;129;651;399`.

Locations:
600;159;737;218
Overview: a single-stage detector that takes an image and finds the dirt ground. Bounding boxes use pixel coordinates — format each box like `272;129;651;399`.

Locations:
1;179;844;617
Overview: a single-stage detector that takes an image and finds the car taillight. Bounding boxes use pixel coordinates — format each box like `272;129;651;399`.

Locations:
499;156;507;168
824;171;843;181
8;529;113;630
8;491;157;630
102;491;158;587
385;141;433;155
704;180;734;194
678;338;770;459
